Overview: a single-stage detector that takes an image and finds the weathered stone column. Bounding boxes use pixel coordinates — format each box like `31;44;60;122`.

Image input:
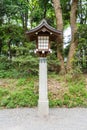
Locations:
38;57;49;116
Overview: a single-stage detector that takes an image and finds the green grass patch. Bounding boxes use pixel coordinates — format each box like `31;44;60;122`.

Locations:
62;75;87;107
48;73;87;108
49;99;63;107
0;73;87;108
0;78;38;108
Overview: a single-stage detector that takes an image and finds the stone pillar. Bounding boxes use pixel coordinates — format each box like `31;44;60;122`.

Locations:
38;57;49;116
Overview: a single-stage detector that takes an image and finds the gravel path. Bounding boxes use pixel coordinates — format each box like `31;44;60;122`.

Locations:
0;108;87;130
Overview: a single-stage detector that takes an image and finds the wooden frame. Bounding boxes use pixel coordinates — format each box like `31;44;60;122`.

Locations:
26;19;62;57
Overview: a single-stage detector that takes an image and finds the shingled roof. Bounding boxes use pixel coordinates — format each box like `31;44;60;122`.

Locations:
26;19;62;41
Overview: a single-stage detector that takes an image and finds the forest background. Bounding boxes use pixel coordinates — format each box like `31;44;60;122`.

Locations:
0;0;87;108
0;0;87;76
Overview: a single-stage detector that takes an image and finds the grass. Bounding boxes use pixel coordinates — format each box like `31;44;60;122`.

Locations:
0;73;87;108
48;73;87;108
0;78;38;108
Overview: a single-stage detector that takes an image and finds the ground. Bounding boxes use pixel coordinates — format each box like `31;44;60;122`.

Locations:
0;74;87;130
0;74;87;108
0;108;87;130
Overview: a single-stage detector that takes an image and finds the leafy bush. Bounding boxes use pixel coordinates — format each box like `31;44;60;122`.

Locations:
73;24;87;73
0;73;87;108
0;79;38;108
0;50;61;78
1;89;38;108
48;73;87;108
0;88;9;98
49;99;63;107
62;77;87;107
47;51;60;73
13;55;39;76
0;55;39;78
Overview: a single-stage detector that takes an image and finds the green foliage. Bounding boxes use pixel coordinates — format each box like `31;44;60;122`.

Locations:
64;44;70;58
63;92;87;108
0;0;87;75
0;56;18;78
47;51;60;73
0;39;39;78
49;99;63;107
0;58;38;78
0;79;38;108
74;24;87;73
0;0;87;109
0;50;61;78
49;73;87;108
60;0;70;26
62;75;87;107
13;55;39;76
0;74;87;108
0;88;9;98
78;0;87;24
1;89;38;108
65;68;82;83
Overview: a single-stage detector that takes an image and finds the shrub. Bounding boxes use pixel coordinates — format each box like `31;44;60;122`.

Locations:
0;79;38;108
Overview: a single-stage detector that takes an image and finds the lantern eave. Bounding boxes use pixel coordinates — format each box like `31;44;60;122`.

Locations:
26;19;62;42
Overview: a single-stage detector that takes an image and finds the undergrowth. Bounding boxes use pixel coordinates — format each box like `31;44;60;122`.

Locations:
49;73;87;108
0;73;87;108
0;78;38;108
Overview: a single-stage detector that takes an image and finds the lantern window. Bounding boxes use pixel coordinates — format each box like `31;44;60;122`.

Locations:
38;36;49;50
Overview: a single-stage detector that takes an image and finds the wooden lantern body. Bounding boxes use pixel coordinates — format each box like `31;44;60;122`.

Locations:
26;19;62;57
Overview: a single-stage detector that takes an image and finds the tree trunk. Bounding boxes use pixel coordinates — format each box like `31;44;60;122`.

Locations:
66;0;78;72
25;11;28;31
21;11;28;31
52;0;66;74
0;40;2;55
8;39;12;60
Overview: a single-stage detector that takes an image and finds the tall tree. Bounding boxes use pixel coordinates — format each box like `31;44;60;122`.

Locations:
78;0;87;24
66;0;78;71
52;0;66;73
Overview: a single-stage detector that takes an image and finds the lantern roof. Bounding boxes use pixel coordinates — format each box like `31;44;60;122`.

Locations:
26;19;62;41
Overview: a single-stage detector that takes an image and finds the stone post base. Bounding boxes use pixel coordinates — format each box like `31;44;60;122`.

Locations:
38;100;49;116
38;57;49;117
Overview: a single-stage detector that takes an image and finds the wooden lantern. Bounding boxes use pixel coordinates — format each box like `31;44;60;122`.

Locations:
26;19;62;57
